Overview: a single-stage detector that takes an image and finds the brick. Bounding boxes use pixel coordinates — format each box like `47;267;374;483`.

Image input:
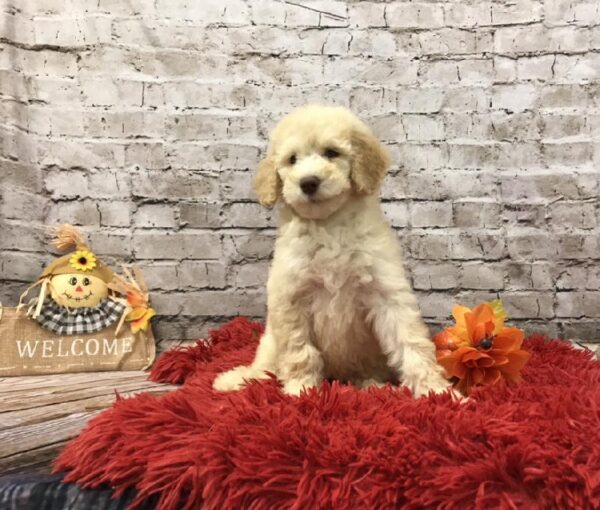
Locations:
1;187;47;221
381;201;409;228
545;0;600;27
81;79;143;107
166;144;260;171
0;222;46;252
133;232;222;260
444;3;492;27
98;202;131;227
555;234;599;260
369;114;406;142
0;251;47;281
442;87;490;112
417;291;458;319
460;262;505;290
552;54;600;83
549;202;596;229
222;202;275;228
137;263;180;291
223;232;276;262
490;0;543;26
386;3;444;29
494;26;589;54
395;144;447;171
37;139;125;169
507;228;559;260
454;201;502;228
418;28;491;56
507;262;553;290
34;16;111;46
538;84;590;110
47;200;101;226
411;263;459;290
350;87;397;115
403;115;445;142
348;30;396;57
134;204;177;228
407;170;497;200
182;290;266;316
517;55;555;81
231;261;269;288
85;111;165;139
409;201;452;228
1;159;42;191
542;142;593;166
178;261;227;289
250;0;319;27
540;113;588;140
155;0;250;24
492;85;537;112
501;292;554;319
554;265;588;290
348;2;386;28
500;171;598;202
493;56;517;83
220;171;256;201
179;202;222;228
133;170;219;200
397;88;445;114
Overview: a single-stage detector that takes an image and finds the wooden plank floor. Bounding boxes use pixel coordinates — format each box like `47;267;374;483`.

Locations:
0;371;177;475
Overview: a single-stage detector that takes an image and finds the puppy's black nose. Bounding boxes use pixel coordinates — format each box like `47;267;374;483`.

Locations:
300;176;320;196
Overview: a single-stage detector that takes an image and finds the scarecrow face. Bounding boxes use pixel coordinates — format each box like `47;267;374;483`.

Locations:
49;273;108;308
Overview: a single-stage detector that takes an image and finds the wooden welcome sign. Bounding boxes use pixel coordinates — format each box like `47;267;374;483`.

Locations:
0;307;155;376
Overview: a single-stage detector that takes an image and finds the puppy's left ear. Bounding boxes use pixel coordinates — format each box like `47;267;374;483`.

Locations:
350;129;390;195
253;156;281;208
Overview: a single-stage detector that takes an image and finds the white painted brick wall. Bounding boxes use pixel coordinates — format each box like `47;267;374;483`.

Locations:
1;0;599;347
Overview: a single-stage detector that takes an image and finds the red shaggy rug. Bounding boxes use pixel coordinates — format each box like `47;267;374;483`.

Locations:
54;318;600;510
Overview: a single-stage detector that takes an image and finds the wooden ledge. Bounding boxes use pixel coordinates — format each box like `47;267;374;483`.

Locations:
0;371;177;475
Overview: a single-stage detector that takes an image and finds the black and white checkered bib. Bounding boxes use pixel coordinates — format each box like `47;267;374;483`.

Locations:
35;299;125;335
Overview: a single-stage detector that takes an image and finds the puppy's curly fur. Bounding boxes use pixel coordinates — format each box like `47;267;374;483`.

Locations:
214;105;450;397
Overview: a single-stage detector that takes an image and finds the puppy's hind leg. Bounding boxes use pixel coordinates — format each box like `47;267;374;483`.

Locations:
212;327;277;392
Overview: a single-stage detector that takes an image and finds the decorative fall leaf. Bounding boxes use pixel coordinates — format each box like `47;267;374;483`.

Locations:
127;307;156;334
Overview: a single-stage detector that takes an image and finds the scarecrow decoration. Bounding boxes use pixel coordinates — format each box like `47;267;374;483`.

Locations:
18;225;155;336
433;300;530;396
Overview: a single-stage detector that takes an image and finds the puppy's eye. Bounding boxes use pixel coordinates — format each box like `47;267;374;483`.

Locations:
289;154;297;165
324;148;339;159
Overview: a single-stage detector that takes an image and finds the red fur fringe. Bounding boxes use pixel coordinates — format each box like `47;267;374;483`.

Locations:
54;318;600;509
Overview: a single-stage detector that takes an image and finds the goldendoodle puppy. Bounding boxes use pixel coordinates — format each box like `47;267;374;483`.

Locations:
213;105;451;397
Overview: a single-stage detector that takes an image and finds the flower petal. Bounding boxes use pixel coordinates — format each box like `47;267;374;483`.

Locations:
483;368;502;385
494;328;525;351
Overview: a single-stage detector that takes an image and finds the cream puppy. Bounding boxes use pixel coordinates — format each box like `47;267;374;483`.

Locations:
213;105;451;397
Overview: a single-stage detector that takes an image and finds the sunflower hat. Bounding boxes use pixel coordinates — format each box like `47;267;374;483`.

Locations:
40;225;113;283
19;224;115;320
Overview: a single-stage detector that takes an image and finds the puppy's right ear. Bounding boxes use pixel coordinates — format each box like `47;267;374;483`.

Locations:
253;156;281;208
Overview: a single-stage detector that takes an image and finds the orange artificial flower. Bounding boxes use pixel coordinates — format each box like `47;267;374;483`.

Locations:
433;300;530;395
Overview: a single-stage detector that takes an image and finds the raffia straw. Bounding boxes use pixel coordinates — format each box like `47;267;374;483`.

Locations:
49;224;87;252
32;278;49;319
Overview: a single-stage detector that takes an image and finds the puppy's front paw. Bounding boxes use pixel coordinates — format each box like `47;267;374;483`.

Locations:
408;373;454;399
213;365;266;392
282;379;317;396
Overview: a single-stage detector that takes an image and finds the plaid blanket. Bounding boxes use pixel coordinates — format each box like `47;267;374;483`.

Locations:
35;299;125;335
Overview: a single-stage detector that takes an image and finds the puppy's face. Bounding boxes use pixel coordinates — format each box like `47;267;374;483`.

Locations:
254;105;390;220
